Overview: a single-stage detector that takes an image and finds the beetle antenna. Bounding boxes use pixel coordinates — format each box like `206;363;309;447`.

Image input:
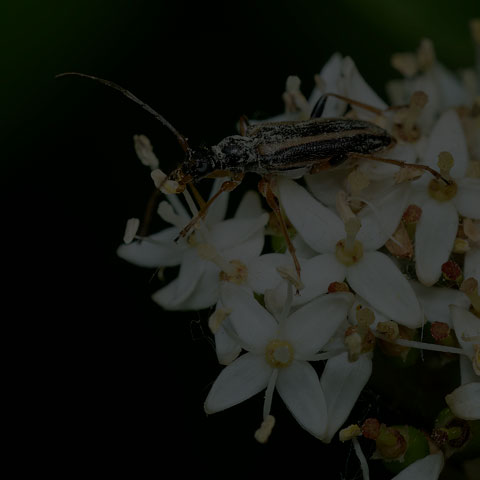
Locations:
56;72;190;153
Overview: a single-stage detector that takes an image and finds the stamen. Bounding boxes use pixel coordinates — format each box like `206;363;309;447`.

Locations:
276;266;304;292
453;237;470;254
157;201;186;229
352;437;370;480
263;370;279;420
345;217;361;252
437;152;455;178
374;331;469;356
393;91;428;141
460;277;480;315
417;38;436;71
339;424;362;442
376;321;400;341
151;168;181;194
463;219;480;242
347;169;370;195
133;134;159;170
255;415;276;444
123;218;140;244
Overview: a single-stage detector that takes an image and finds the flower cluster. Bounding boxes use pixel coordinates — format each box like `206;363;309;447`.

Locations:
118;22;480;480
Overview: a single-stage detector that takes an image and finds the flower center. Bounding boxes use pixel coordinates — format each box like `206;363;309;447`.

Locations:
265;339;294;368
219;260;248;285
335;218;364;266
428;152;458;201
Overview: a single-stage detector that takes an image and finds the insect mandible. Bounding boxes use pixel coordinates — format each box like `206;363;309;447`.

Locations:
57;72;448;282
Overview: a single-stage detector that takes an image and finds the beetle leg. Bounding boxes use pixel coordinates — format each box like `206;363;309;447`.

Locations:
258;176;302;292
310;92;384;119
175;174;245;240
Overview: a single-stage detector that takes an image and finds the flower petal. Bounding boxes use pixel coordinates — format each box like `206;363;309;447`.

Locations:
284;292;354;356
293;254;347;306
117;227;184;268
304;168;346;208
415;199;458;287
347;251;423;327
246;253;291;293
204;352;271;414
220;283;277;350
340;56;388;121
234;190;264;218
320;352;372;442
276;360;327;438
151;250;206;310
445;383;480;420
170;261;220;310
357;183;410;251
423;110;469;178
277;177;344;253
210;214;268;251
449;305;480;357
215;325;242;365
464;247;480;283
391;452;444;480
410;280;470;326
204;178;229;225
222;229;265;263
453;178;480;219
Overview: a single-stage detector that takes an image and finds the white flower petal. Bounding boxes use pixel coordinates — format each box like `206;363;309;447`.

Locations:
415;199;458;286
284;292;354;356
449;305;480;357
276;360;327;438
423;110;469;178
220;283;277;350
223;229;265;263
321;352;372;442
453;178;480;219
277;177;344;253
292;254;347;306
410;280;470;326
234;190;264;218
464;247;480;283
204;352;271;414
246;253;291;293
304;168;346;208
151;250;206;310
347;251;423;327
460;356;478;385
204;178;229;225
210;214;268;251
391;452;444;480
171;261;220;310
433;63;471;109
357;183;410;251
308;52;344;117
341;56;388;121
215;326;242;365
117;227;184;268
445;383;480;420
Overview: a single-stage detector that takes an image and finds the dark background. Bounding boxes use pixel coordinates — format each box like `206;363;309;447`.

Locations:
3;0;478;477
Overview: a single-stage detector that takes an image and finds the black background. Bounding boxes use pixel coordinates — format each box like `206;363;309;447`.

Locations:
4;0;478;477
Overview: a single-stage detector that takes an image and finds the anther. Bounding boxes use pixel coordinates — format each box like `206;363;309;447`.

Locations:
151;168;181;194
437;152;455;179
254;415;276;444
460;277;480;315
394;91;428;142
417;38;436;71
376;321;399;341
339;424;362;442
134;134;159;170
123;218;140;244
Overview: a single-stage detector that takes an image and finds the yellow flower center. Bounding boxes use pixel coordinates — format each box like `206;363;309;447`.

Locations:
219;260;248;285
265;339;295;368
335;217;364;266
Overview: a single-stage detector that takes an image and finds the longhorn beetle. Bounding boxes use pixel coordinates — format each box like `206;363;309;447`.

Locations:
57;72;448;281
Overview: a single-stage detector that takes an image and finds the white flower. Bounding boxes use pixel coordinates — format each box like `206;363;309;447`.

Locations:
390;452;444;480
204;282;354;439
117;182;268;310
277;176;423;327
411;109;480;286
445;382;480;420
